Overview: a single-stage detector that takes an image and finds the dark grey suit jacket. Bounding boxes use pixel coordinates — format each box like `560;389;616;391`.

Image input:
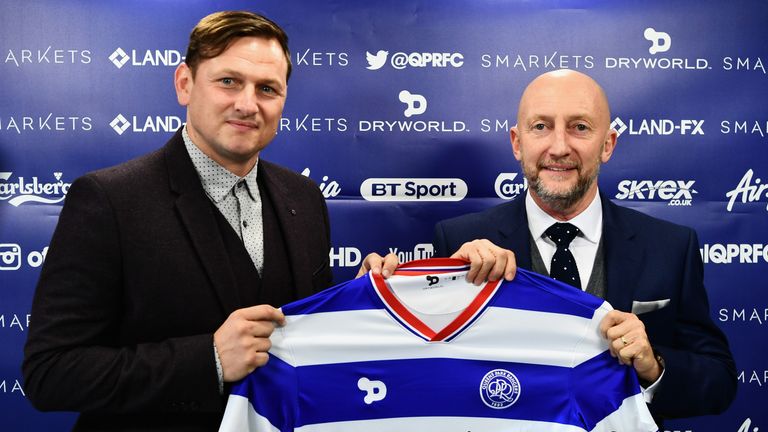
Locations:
433;193;736;422
22;129;332;431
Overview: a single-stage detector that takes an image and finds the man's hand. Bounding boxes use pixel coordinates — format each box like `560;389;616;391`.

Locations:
451;239;516;285
600;310;663;384
356;252;399;278
213;305;286;382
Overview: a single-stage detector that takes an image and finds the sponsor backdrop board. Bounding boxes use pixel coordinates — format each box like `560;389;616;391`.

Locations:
0;1;765;431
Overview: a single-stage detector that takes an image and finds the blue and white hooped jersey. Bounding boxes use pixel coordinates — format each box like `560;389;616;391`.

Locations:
219;258;657;432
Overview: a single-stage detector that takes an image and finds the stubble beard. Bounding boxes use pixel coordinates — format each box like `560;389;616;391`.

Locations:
522;158;600;213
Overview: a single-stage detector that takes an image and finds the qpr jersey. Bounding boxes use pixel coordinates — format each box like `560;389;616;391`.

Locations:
219;258;657;432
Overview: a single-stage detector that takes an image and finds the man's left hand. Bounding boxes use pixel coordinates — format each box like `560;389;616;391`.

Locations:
600;310;663;384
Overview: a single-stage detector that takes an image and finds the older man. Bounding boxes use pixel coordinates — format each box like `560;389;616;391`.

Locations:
362;69;736;425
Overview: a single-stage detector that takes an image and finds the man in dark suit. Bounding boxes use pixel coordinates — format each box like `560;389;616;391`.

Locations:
431;70;736;423
23;11;331;431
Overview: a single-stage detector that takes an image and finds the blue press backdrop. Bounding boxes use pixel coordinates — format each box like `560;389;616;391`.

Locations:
1;1;766;431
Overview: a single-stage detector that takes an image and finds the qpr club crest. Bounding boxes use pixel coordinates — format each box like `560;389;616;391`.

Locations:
479;369;521;409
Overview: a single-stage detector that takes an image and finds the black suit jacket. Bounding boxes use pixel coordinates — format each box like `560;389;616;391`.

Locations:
433;193;736;421
22;130;332;431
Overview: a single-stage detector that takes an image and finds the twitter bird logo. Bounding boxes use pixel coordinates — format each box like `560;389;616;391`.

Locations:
366;50;388;70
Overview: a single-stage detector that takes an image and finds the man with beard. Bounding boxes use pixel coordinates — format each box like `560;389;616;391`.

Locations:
428;69;736;424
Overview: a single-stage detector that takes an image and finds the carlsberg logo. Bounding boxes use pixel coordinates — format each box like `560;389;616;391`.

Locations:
0;172;71;206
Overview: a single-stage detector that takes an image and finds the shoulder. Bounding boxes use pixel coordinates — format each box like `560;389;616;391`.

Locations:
260;160;318;191
607;199;696;240
438;199;522;230
84;148;165;188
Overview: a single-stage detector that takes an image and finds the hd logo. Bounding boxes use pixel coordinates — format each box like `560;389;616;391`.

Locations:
611;117;704;137
615;180;697;206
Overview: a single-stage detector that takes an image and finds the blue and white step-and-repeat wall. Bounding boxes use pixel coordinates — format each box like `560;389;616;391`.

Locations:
1;1;766;430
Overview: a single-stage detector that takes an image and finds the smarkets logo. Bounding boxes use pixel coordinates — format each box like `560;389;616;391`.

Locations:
0;172;71;206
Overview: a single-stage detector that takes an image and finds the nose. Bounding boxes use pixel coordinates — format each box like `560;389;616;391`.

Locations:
549;124;570;157
233;87;259;116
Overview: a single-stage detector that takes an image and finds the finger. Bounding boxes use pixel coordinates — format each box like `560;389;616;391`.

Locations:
472;245;497;285
599;310;634;338
452;243;482;283
485;248;507;282
502;249;517;281
381;253;400;278
357;253;383;278
238;304;286;325
248;320;280;338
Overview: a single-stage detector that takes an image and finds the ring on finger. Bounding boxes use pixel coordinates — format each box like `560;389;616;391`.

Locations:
620;336;629;346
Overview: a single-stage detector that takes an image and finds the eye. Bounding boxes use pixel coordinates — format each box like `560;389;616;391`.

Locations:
532;123;546;131
260;85;275;94
574;123;590;132
220;78;234;86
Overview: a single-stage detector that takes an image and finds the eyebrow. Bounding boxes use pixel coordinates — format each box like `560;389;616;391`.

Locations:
211;68;285;90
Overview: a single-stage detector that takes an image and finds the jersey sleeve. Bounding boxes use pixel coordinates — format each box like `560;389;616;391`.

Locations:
219;327;298;432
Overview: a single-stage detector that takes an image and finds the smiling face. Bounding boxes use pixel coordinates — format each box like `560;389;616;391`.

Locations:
174;36;288;177
510;70;617;219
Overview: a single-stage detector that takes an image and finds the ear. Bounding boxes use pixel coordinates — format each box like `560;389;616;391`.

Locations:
510;125;523;161
601;128;618;163
174;63;193;106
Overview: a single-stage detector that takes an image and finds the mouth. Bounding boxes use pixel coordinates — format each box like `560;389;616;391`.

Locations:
540;163;578;173
227;120;259;131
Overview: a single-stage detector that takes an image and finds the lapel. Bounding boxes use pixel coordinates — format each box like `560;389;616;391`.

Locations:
600;193;643;312
494;198;533;271
163;130;240;314
258;160;315;300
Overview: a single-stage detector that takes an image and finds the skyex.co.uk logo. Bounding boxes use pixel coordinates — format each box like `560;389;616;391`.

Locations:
365;50;464;70
614;180;697;206
610;117;704;137
110;114;183;135
109;47;184;69
0;172;70;206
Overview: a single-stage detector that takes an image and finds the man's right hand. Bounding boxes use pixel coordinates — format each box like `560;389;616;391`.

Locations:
213;305;285;382
356;252;399;279
450;239;517;285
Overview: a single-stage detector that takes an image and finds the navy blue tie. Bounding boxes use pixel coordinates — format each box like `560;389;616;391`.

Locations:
545;223;581;289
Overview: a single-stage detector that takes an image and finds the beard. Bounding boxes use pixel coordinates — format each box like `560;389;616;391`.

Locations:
521;156;600;213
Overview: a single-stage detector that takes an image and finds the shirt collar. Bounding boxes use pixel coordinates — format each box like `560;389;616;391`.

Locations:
525;189;603;245
182;125;259;203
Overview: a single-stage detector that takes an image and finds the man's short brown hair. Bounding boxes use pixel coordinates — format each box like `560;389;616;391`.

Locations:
185;11;292;80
